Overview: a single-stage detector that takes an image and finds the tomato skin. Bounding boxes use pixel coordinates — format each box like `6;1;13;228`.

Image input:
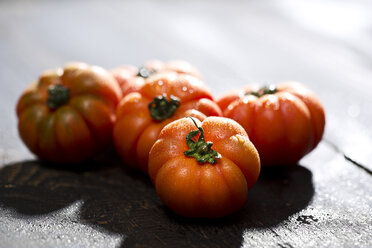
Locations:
111;60;201;97
110;65;144;97
148;117;260;218
113;72;222;173
16;62;122;164
159;60;201;78
217;82;325;166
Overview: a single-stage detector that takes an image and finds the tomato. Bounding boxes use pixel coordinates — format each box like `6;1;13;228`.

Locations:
16;62;122;164
111;60;201;97
110;65;142;97
113;72;222;173
217;82;325;166
158;60;201;78
148;116;260;218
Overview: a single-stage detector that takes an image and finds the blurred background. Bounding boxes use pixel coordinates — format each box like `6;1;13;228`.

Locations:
1;1;372;247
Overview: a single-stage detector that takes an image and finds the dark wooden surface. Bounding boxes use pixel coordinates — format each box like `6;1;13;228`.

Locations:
1;0;372;247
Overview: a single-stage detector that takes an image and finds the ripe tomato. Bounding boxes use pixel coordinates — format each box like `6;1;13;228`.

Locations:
16;62;122;163
158;60;201;78
111;60;201;97
148;116;260;218
113;72;222;173
110;64;142;97
217;82;325;166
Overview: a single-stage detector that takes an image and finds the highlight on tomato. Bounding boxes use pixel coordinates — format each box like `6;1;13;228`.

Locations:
16;62;122;164
148;116;260;218
111;60;201;97
113;71;222;173
217;81;325;166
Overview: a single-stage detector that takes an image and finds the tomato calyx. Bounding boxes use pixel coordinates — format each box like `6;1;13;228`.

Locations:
137;67;156;78
148;94;181;121
46;84;70;109
247;84;278;97
184;117;221;164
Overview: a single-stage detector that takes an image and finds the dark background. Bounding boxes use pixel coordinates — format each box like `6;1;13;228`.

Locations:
0;0;371;247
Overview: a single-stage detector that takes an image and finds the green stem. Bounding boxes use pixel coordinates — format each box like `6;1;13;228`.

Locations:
47;84;70;109
248;84;278;97
148;94;181;121
137;67;156;78
184;117;221;164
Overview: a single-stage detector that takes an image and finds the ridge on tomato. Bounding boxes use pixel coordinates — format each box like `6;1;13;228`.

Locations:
148;116;260;218
113;71;222;173
16;62;122;164
110;60;201;97
217;82;326;166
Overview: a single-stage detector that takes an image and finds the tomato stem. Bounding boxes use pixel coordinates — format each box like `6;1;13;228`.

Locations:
148;94;181;121
184;117;221;164
248;84;278;97
47;84;70;109
137;67;155;78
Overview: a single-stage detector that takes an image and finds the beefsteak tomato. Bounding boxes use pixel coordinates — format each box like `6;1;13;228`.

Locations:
16;62;122;163
111;60;201;97
148;116;260;218
113;72;222;173
217;82;325;166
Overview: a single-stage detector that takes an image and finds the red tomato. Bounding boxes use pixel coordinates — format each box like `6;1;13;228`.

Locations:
159;60;201;78
16;62;122;163
217;82;325;166
111;60;201;97
148;116;260;218
110;65;143;97
113;72;222;173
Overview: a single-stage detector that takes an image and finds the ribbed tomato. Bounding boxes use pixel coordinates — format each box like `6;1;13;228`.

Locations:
110;64;142;97
16;62;122;164
148;117;260;218
113;72;222;173
217;82;325;166
111;60;201;97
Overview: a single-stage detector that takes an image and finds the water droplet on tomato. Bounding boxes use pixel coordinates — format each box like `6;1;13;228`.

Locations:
236;135;246;144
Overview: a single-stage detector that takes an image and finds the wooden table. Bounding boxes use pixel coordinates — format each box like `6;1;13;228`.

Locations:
1;0;371;247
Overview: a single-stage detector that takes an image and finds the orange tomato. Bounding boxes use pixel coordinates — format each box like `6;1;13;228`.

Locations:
113;72;222;173
148;116;260;218
111;60;201;97
16;62;122;163
110;65;142;97
217;82;325;166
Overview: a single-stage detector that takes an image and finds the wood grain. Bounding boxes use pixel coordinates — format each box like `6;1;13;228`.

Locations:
0;144;371;247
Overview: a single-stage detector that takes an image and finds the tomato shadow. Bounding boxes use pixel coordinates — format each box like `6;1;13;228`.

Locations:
157;165;314;247
243;165;315;227
0;157;313;248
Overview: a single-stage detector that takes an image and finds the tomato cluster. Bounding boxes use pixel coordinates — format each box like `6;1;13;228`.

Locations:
16;60;325;218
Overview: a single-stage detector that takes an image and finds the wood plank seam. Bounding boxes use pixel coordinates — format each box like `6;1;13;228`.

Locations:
323;139;372;176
